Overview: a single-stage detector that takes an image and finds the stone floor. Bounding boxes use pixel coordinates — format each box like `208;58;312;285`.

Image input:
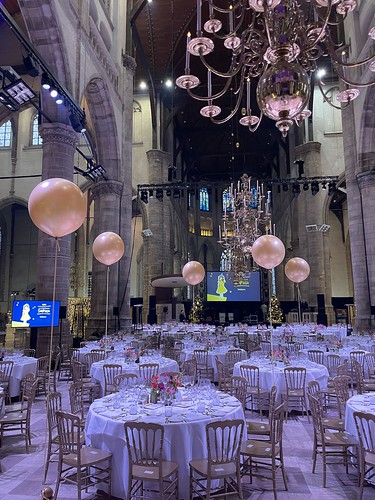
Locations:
0;378;374;500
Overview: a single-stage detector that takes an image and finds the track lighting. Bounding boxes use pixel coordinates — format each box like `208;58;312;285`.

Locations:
292;182;300;197
140;191;148;204
311;181;320;196
303;182;309;192
328;182;336;196
156;188;163;201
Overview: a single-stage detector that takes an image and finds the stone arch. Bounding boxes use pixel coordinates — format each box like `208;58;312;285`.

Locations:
84;78;120;179
358;85;375;171
18;0;71;84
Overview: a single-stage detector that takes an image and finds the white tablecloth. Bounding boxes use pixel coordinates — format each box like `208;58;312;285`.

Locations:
345;393;375;436
233;355;329;403
85;391;245;499
90;356;179;396
4;356;37;397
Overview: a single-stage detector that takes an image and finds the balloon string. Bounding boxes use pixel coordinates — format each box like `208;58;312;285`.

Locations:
47;237;58;392
297;283;302;324
268;269;274;386
105;266;110;339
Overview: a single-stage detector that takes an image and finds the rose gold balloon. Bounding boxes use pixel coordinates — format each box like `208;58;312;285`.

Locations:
182;261;205;285
285;257;310;283
251;234;285;270
28;178;86;238
93;232;124;266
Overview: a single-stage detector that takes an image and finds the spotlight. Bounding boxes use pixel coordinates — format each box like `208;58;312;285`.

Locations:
69;111;86;133
55;94;63;104
23;54;39;77
50;87;58;98
292;182;300;197
166;189;172;197
328;181;336;196
282;183;288;192
165;79;173;88
140;190;148;204
156;188;163;201
3;79;36;104
311;181;319;196
321;181;327;190
41;73;51;90
173;189;180;199
139;81;147;90
303;182;309;191
148;189;154;199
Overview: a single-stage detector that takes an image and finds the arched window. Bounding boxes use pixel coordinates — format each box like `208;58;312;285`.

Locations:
31;115;42;146
199;188;210;211
0;120;12;147
222;189;233;212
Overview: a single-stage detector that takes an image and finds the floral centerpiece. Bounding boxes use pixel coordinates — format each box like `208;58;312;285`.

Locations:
325;339;343;351
150;374;181;404
124;347;140;363
150;375;165;403
270;349;290;365
98;337;115;350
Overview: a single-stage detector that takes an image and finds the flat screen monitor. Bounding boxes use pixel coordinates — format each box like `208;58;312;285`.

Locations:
11;300;60;328
206;271;260;302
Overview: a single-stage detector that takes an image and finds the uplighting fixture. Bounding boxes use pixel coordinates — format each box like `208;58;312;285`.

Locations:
176;0;375;137
3;78;35;104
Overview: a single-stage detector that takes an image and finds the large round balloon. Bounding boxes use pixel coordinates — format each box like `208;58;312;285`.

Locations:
182;261;205;285
251;234;285;270
93;232;125;266
285;257;310;283
28;178;86;238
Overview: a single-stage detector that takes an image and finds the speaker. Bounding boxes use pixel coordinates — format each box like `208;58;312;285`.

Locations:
317;294;325;310
59;306;67;319
113;306;119;316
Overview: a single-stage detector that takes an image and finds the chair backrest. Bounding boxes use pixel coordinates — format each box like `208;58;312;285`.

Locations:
308;393;324;443
284;367;307;391
23;348;36;357
114;373;139;390
69;381;84;418
56;410;82;457
326;353;341;377
103;364;123;387
124;422;164;466
225;349;243;370
354;411;375;458
46;391;62;435
337;360;350;376
333;375;351;417
352;358;365;394
270;402;286;449
138;363;159;385
21;373;37;400
350;350;366;367
71;359;85;382
37;355;49;373
130;340;140;350
206;419;244;475
307;380;321;401
215;357;231;391
181;358;197;379
308;350;324;365
230;376;247;408
239;364;259;390
0;360;14;381
174;341;184;350
364;353;375;378
193;349;208;368
260;341;271;353
85;351;106;371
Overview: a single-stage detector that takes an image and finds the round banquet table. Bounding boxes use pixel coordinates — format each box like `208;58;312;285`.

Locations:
345;392;375;437
90;355;179;396
233;355;329;404
3;355;37;397
85;390;245;499
300;347;369;365
183;345;247;381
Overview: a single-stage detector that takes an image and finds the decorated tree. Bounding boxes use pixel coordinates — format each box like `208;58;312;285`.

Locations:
268;295;283;324
189;295;204;323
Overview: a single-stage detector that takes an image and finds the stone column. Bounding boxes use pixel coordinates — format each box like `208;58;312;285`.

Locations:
295;142;334;324
342;105;371;330
118;53;137;331
87;180;123;336
36;123;77;354
142;150;173;321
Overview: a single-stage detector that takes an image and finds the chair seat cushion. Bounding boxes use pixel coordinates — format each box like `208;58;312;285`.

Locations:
189;458;237;477
240;439;279;458
319;432;358;447
247;420;270;435
63;446;112;467
133;461;178;480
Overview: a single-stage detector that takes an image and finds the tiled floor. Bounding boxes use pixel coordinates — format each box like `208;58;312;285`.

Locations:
0;379;374;500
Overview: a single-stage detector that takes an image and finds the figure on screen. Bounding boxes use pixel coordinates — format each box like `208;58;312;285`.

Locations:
20;303;31;325
216;274;227;299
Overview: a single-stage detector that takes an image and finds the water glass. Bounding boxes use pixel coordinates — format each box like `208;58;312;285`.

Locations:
164;405;173;418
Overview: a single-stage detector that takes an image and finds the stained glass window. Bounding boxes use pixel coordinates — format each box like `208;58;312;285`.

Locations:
199;188;209;211
31;115;43;145
0;120;11;147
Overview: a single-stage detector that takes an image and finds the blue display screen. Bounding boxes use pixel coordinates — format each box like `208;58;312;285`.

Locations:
11;300;60;328
206;271;260;302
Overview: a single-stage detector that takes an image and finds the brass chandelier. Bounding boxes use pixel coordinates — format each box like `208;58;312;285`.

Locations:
219;174;271;282
176;0;375;137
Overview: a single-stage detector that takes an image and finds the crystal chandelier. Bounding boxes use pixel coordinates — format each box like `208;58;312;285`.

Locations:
219;174;271;282
176;0;375;137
